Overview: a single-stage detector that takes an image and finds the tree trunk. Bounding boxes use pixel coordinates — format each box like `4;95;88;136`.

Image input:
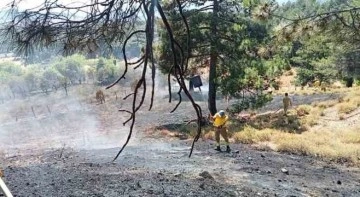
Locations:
208;0;219;116
208;53;217;115
345;77;354;87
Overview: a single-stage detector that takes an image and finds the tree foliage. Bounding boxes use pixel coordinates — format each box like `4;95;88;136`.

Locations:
0;54;118;96
53;54;86;85
156;0;287;114
290;35;337;85
266;0;360;86
96;57;120;85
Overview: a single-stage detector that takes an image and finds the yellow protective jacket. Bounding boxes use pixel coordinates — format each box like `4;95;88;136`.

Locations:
213;113;228;127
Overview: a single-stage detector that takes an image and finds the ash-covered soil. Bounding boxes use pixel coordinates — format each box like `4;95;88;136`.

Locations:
2;140;360;197
1;90;359;197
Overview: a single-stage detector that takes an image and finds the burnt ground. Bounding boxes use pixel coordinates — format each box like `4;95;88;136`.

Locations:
3;140;360;197
1;90;360;197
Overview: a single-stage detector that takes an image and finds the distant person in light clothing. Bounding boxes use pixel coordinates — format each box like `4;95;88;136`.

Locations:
283;93;292;116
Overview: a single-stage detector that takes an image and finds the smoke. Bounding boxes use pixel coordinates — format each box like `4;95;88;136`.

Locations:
0;86;136;156
0;61;210;156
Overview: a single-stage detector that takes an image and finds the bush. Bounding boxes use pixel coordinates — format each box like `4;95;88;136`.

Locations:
301;113;319;126
355;78;360;86
343;77;354;88
95;58;121;85
271;81;281;90
296;105;312;116
53;54;86;85
203;131;215;140
337;102;357;114
284;70;294;76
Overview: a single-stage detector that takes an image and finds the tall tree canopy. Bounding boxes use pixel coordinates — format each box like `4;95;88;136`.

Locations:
266;0;360;86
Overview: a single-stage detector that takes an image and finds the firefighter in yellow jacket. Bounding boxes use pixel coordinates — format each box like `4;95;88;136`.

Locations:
212;110;231;152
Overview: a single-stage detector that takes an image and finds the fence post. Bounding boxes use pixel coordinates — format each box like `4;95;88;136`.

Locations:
47;105;51;114
31;106;36;118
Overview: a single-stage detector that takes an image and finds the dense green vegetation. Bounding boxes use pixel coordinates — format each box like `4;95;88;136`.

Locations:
0;54;124;99
154;0;360;113
273;0;360;86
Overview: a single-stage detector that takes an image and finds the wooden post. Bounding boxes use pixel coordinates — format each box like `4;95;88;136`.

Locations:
59;143;65;158
31;106;36;118
0;177;13;197
47;105;51;114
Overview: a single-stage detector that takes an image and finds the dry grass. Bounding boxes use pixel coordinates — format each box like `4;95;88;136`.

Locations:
337;92;360;114
275;83;354;98
312;100;337;108
178;124;201;138
246;111;304;133
231;86;360;165
144;129;176;139
159;129;172;137
339;130;360;144
189;86;360;165
300;107;324;127
339;115;345;120
284;70;294;76
353;97;360;107
275;134;311;156
337;102;358;114
336;88;360;115
246;73;360;164
233;126;274;144
297;87;360;115
317;100;338;108
300;114;318;127
203;131;215;140
232;126;360;165
320;110;325;116
296;105;312;116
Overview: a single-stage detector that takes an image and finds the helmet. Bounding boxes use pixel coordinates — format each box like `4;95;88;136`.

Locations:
219;110;225;117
